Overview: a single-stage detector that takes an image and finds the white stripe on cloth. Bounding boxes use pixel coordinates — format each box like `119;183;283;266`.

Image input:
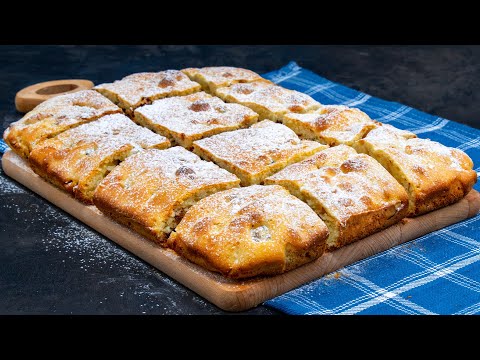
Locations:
272;70;303;85
394;245;480;293
438;230;480;250
376;242;480;292
376;105;412;122
338;274;435;315
455;301;480;315
304;82;337;96
411;118;450;134
457;136;480;151
304;218;480;314
337;252;480;315
342;94;372;107
288;293;333;314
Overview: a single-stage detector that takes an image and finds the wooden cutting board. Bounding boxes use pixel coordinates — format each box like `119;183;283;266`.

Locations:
3;149;480;311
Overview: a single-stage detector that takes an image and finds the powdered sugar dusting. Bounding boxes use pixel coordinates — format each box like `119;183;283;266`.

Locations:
269;145;407;224
222;185;323;231
182;66;263;88
135;92;258;138
193;120;324;174
216;80;321;114
116;146;239;184
4;196;210;313
364;124;417;143
10;90;120;131
362;125;473;182
174;185;327;274
0;172;27;194
94;147;239;240
94;70;201;108
51;113;169;151
28;114;169;200
32;113;169;170
283;105;376;145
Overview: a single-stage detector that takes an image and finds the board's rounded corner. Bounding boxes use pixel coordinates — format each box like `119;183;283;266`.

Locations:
212;290;261;312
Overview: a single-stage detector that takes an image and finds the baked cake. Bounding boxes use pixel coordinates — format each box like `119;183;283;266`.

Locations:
182;66;266;93
215;80;321;121
93;147;240;246
134;92;259;149
265;145;409;250
2;65;477;281
192;120;326;185
3;90;121;159
94;70;201;115
168;185;329;279
353;125;477;216
281;105;378;146
28;114;170;203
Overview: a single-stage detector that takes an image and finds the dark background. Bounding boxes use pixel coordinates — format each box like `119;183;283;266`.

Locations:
0;45;479;315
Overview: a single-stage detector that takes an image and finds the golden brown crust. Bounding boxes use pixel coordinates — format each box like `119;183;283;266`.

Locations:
6;66;476;281
93;70;201;114
93;147;240;246
265;145;409;250
3;90;121;159
181;66;266;93
215;80;321;121
168;185;328;279
28;114;170;204
353;125;477;216
281;105;378;145
134;92;259;149
192;120;327;185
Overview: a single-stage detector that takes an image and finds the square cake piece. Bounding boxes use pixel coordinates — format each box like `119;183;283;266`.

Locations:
353;125;477;216
93;147;240;246
182;66;266;93
169;185;329;279
3;90;122;159
265;145;409;250
93;70;201;115
134;91;259;149
29;114;170;203
282;105;378;146
192;120;326;186
215;81;321;121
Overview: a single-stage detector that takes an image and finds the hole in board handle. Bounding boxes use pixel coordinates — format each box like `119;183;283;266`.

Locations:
36;84;79;95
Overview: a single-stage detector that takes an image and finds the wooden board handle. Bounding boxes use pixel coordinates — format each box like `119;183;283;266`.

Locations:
15;79;94;113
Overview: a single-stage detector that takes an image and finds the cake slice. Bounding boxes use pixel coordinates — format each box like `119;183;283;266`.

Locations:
192;120;326;186
28;114;170;203
134;91;259;149
182;66;266;93
93;147;240;246
93;70;201;115
353;125;477;216
281;105;378;146
215;80;321;121
168;185;329;279
3;90;122;159
265;145;409;250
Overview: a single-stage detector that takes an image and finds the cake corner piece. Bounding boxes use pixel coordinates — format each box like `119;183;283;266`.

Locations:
168;184;329;279
353;124;477;216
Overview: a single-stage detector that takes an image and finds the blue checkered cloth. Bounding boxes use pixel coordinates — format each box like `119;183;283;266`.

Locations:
261;61;480;315
0;139;8;154
1;62;479;315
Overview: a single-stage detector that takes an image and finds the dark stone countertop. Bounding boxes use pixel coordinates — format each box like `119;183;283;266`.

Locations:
1;45;479;315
